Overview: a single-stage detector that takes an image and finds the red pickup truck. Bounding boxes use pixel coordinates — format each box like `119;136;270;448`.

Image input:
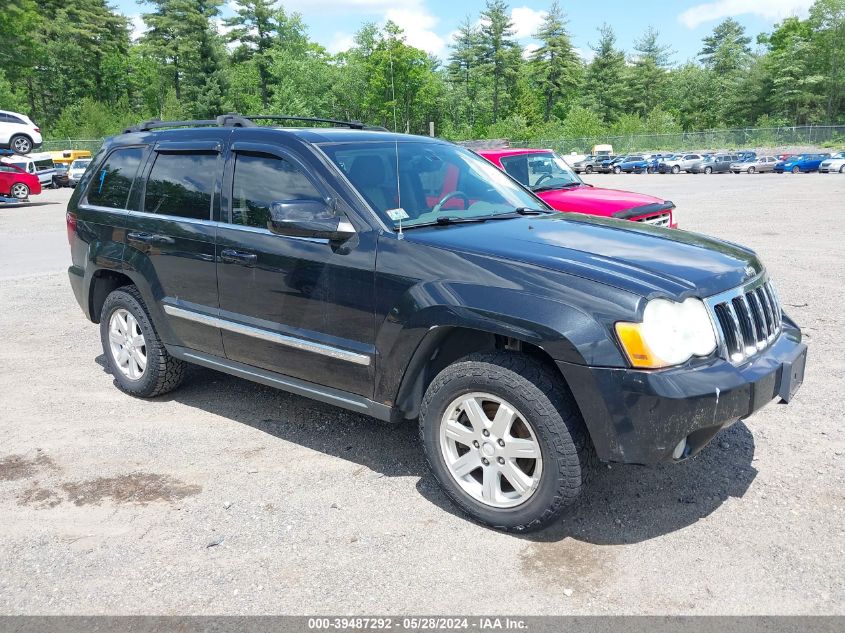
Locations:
479;148;677;228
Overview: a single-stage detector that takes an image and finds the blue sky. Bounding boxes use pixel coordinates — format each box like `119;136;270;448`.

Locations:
113;0;813;63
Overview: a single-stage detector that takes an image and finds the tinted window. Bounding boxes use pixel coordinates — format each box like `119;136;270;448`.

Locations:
144;152;217;220
7;115;24;124
230;152;322;229
87;147;145;209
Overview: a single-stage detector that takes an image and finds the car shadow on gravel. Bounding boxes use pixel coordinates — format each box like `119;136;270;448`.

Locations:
96;357;758;544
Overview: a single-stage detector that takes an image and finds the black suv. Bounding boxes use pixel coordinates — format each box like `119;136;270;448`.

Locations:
67;115;807;532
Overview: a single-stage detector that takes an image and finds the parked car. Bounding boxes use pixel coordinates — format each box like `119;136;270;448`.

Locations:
67;115;805;532
52;163;70;188
0;162;41;200
68;158;92;187
479;148;676;227
0;109;43;155
617;155;652;174
818;152;845;174
774;153;831;173
598;155;626;173
659;153;704;174
730;156;778;174
572;155;601;174
735;150;757;162
688;154;739;174
0;152;56;188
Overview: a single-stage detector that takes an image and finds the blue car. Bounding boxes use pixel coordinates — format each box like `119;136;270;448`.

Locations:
774;153;831;173
617;155;653;174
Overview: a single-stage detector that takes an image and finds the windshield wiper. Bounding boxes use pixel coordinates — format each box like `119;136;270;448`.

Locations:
400;210;548;230
531;182;581;192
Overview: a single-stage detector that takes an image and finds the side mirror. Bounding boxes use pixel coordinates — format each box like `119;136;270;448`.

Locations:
268;200;355;241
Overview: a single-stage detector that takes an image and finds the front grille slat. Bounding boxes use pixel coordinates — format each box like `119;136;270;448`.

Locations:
636;212;671;227
706;276;783;365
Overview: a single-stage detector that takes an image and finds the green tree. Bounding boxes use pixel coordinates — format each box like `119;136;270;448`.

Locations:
699;18;752;75
627;27;673;115
582;24;627;122
530;1;581;122
447;17;487;129
808;0;845;121
479;0;521;123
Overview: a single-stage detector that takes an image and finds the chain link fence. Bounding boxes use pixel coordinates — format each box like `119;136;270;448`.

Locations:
39;125;845;156
512;125;845;154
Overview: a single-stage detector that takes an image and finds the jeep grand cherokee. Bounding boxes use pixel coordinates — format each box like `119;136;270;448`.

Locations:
67;115;807;532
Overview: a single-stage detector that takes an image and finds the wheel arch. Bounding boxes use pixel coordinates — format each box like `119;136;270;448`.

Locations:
88;269;135;323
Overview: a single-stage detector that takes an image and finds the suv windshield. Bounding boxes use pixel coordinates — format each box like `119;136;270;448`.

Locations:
499;151;581;191
71;159;91;170
320;141;544;229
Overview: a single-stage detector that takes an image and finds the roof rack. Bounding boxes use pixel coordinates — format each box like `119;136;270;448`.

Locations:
122;113;387;134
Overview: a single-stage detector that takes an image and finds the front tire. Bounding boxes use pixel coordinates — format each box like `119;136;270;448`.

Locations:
585;165;593;174
100;286;185;398
10;135;33;155
792;166;800;174
704;166;713;174
671;165;680;174
839;165;845;174
613;166;621;174
419;352;593;532
748;166;755;174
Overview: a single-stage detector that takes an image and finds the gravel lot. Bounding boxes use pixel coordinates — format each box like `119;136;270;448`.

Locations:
0;174;843;615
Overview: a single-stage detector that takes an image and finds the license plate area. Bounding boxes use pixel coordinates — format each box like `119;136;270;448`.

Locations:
778;344;807;403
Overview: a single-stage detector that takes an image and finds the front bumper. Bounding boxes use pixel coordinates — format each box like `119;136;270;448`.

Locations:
557;320;805;465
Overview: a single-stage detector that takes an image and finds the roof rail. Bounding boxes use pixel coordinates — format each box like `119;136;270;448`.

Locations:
122;113;387;134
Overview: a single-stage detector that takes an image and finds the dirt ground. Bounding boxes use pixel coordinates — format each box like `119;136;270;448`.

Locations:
0;173;843;615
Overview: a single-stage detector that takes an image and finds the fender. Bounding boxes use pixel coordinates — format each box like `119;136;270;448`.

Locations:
373;279;637;415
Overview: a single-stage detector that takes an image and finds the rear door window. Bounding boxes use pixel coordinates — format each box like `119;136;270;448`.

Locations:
87;147;145;209
144;152;218;220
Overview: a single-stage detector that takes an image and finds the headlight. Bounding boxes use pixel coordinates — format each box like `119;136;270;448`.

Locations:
615;298;717;368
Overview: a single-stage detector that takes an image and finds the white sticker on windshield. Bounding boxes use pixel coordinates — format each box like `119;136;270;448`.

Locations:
386;208;409;221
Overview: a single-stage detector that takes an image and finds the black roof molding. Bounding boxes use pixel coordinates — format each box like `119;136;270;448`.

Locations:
122;113;386;134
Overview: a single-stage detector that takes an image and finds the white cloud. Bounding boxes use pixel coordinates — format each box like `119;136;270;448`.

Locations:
678;0;812;29
328;31;356;54
510;6;546;40
383;7;446;57
522;43;540;60
129;14;147;41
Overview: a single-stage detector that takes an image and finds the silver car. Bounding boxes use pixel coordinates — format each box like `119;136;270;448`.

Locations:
661;153;704;174
730;156;778;174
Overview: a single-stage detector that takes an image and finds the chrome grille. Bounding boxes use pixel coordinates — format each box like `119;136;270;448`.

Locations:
637;212;671;227
705;276;782;364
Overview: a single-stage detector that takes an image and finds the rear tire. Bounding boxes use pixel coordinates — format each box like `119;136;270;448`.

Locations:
10;135;32;155
419;352;594;532
99;286;185;398
10;183;29;199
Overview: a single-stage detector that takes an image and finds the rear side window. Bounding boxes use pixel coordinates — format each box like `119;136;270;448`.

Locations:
87;147;145;209
144;152;217;220
230;152;321;229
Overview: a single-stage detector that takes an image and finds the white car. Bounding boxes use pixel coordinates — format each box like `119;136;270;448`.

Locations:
819;152;845;173
0;110;43;155
68;159;91;186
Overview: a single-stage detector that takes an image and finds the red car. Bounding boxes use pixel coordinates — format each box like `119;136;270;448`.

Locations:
479;148;677;228
0;162;41;200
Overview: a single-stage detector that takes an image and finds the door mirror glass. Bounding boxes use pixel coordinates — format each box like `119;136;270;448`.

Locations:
269;200;355;241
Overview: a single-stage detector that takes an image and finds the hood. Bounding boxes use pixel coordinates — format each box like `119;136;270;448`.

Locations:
536;185;666;217
404;214;760;298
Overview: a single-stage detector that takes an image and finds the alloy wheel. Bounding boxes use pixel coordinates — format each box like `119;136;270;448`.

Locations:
439;392;543;509
10;183;29;199
108;308;147;380
11;136;32;154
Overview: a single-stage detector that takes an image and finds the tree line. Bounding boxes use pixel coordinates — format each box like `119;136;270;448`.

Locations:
0;0;843;143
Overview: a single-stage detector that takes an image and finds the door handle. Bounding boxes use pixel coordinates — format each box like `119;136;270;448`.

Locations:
128;232;174;245
220;248;258;266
